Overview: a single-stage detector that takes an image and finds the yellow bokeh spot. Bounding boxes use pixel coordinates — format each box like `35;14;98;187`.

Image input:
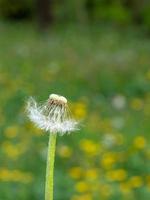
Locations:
2;141;25;159
69;167;83;179
101;152;118;169
133;136;146;149
57;145;72;158
75;181;90;193
79;139;99;156
85;168;98;180
73;102;87;119
4;126;19;138
128;176;143;188
106;169;127;181
0;168;33;183
120;182;132;194
130;98;143;110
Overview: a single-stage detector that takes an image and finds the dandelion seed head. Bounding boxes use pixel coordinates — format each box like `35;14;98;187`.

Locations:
49;94;67;104
26;94;78;135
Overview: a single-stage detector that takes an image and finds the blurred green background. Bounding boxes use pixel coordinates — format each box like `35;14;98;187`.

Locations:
0;0;150;200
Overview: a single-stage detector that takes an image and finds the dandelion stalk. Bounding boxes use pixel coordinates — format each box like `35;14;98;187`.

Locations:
27;93;78;200
45;133;57;200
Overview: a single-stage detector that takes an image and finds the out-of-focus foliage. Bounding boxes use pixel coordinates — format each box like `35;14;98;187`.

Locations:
0;0;34;19
142;5;150;27
0;22;150;199
0;0;150;28
92;2;131;24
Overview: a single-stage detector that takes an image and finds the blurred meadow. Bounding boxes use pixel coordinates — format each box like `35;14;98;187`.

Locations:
0;1;150;200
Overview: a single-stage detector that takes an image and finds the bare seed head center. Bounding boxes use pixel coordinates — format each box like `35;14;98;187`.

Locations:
49;94;67;105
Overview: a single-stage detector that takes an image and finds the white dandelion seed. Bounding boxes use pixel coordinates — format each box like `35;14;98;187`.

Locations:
111;95;126;110
102;133;117;148
26;94;78;135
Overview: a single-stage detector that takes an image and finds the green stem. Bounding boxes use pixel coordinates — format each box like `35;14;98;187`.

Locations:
45;133;57;200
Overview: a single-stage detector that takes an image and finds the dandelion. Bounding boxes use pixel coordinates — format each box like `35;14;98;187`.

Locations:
111;95;126;110
85;168;98;180
128;176;143;188
0;168;33;183
111;117;125;129
106;169;127;182
69;167;83;179
101;152;118;169
102;134;117;148
79;139;99;156
27;94;78;135
133;136;146;149
26;94;78;200
130;98;143;111
75;181;90;193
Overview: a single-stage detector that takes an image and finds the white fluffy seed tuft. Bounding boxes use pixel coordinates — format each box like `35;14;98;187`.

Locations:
26;95;78;135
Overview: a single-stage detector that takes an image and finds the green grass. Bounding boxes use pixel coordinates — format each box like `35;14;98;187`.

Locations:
0;21;150;200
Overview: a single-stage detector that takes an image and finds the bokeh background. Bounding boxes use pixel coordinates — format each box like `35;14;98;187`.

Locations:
0;0;150;200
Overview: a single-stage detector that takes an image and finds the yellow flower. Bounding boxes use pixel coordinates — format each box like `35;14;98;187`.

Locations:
69;167;83;179
101;152;118;169
106;169;127;181
85;168;98;180
0;169;11;181
73;102;87;119
128;176;143;188
11;170;33;183
4;126;19;138
133;136;146;149
79;139;99;156
75;181;90;193
130;98;143;110
120;182;132;194
57;145;72;158
2;141;25;159
0;168;33;183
